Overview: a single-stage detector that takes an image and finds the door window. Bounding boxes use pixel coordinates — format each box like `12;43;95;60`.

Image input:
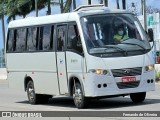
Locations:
57;25;67;51
67;24;83;54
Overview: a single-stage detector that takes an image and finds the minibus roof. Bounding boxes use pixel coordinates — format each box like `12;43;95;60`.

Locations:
75;4;130;15
8;5;131;29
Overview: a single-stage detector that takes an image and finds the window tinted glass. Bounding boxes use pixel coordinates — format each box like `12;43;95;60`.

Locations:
16;28;26;52
57;25;66;51
81;14;151;57
27;27;38;51
40;25;53;51
7;30;14;52
67;24;83;53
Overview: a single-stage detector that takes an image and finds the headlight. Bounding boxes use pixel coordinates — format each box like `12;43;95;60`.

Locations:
88;69;109;75
145;65;154;72
96;69;102;75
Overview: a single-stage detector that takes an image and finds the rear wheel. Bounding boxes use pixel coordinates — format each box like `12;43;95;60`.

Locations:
130;92;146;103
73;82;89;109
27;81;51;104
27;81;39;104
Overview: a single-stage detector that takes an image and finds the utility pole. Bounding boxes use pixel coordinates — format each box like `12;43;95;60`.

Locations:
35;0;38;17
142;0;147;30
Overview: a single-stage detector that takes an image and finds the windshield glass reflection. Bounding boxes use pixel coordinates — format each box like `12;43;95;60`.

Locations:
81;14;151;57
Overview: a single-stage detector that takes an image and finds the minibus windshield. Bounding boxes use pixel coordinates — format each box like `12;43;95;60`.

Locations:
81;13;151;57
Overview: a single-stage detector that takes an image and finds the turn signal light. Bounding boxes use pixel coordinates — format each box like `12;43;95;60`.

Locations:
88;69;109;75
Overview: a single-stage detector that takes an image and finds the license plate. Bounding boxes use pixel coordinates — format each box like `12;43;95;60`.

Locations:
122;76;136;82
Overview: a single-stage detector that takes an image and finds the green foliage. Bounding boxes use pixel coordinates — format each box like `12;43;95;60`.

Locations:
17;0;32;17
7;0;19;21
155;70;160;82
0;5;2;19
0;0;7;19
6;0;47;22
0;0;72;21
63;0;72;13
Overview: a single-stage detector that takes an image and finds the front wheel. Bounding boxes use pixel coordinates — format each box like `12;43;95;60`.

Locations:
73;82;89;109
130;92;146;103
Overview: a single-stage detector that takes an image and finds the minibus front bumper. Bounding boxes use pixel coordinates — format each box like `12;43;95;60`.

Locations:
83;70;155;97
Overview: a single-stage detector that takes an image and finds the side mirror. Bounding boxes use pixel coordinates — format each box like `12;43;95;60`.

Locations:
147;28;154;42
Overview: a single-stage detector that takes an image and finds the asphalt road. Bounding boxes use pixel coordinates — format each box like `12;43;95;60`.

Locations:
0;80;160;120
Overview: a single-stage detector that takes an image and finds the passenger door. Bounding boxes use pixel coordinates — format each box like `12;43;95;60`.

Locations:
66;24;86;75
56;25;68;94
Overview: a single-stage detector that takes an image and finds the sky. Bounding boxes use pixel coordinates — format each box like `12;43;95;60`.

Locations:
0;0;160;49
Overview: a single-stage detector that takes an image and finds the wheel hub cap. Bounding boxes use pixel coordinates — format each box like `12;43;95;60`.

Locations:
74;88;82;104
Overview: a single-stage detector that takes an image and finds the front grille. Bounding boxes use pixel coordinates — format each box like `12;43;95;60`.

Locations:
111;67;142;77
117;81;140;89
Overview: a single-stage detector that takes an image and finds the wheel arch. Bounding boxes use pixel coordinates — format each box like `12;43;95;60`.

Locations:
24;76;33;91
68;75;85;96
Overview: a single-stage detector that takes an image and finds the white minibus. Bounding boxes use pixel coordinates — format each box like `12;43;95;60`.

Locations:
6;5;155;108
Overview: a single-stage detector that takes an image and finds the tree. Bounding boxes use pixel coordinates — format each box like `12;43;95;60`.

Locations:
59;0;72;13
127;2;138;15
116;0;120;9
88;0;91;5
99;0;108;6
17;0;33;18
122;0;126;9
104;0;108;6
7;0;19;21
63;0;72;13
0;0;7;48
46;0;60;15
7;0;47;21
73;0;76;10
146;5;160;14
47;0;51;15
60;0;63;13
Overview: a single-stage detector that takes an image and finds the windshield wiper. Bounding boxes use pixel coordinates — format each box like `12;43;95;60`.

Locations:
104;45;128;56
119;42;146;51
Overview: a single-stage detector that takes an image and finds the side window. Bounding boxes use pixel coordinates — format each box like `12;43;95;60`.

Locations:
27;27;38;51
7;30;14;52
57;25;66;51
16;28;26;52
67;24;83;53
39;25;53;51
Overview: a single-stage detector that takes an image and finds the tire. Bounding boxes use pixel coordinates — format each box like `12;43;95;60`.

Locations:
27;81;51;104
27;81;39;104
73;82;89;109
130;92;146;103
